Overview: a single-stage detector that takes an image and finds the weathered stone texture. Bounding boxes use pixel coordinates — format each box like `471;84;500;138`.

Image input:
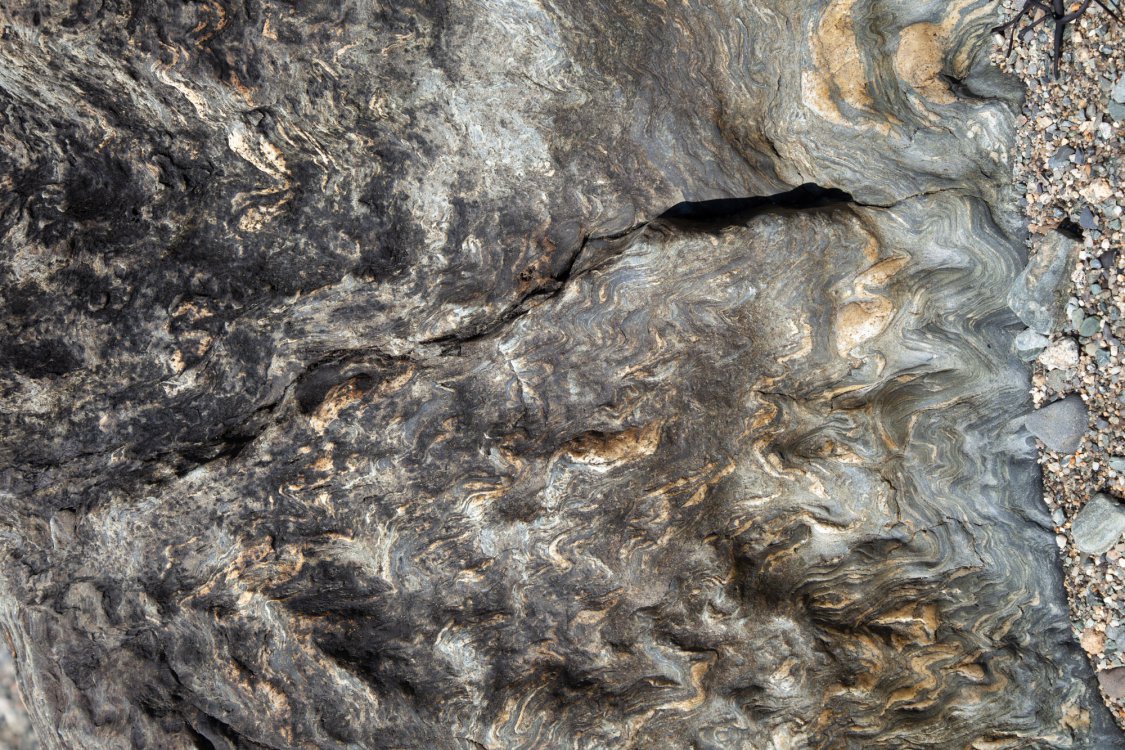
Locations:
0;0;1121;748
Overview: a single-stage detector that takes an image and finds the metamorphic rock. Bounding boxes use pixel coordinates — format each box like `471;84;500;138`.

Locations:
0;0;1122;748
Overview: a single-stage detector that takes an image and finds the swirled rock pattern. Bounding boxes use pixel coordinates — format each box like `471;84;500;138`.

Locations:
0;0;1121;748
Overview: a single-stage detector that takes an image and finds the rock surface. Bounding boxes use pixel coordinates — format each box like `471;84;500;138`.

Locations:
0;1;1121;749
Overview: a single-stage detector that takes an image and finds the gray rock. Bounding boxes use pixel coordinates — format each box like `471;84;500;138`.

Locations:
1025;395;1089;453
1046;369;1072;393
1110;457;1125;474
1049;145;1075;170
1008;230;1081;335
1039;337;1079;370
1072;494;1125;556
0;1;1120;749
1100;667;1125;700
1113;76;1125;104
1079;315;1102;338
1079;205;1097;230
1015;328;1050;360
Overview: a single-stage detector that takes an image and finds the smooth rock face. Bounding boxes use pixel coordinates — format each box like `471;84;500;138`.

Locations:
0;1;1120;749
1008;229;1081;335
1072;495;1125;556
1025;395;1090;454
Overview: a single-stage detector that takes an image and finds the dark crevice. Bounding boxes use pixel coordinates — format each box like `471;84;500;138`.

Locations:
428;182;856;353
939;72;989;102
1056;217;1084;242
423;224;636;354
658;182;855;225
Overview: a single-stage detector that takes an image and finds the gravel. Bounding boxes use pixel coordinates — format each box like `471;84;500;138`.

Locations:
994;0;1125;729
0;646;37;749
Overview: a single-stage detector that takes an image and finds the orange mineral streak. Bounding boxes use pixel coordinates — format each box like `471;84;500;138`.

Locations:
806;0;875;124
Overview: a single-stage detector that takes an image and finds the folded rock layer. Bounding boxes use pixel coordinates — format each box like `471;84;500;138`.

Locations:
0;0;1120;748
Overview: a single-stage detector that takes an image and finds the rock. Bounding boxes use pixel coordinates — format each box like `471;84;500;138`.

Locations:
1079;205;1097;230
1049;146;1075;170
1113;76;1125;104
1082;628;1107;655
1110;457;1125;474
1039;338;1080;370
1015;329;1050;360
1081;179;1114;204
1079;315;1102;338
1025;395;1088;453
1101;668;1125;700
0;2;1120;749
1008;230;1081;335
1046;368;1072;392
1072;495;1125;556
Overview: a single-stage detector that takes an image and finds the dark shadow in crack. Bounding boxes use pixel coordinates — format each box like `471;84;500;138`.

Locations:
659;183;855;225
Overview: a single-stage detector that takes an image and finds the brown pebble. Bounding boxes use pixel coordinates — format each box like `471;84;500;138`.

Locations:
1100;667;1125;699
1083;628;1108;655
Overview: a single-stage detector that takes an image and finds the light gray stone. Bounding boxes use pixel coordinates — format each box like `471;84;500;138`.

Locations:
1015;328;1050;360
1008;230;1081;335
1073;494;1125;555
1039;337;1080;370
1025;395;1088;453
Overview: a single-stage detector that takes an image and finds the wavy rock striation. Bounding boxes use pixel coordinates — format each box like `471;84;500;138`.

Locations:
0;0;1121;747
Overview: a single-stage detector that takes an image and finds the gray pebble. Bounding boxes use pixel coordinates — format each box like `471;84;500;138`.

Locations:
1072;494;1125;556
1101;667;1125;700
1009;231;1081;335
1047;368;1072;393
1050;146;1076;170
1079;206;1097;230
1015;328;1050;360
1079;316;1102;338
1024;395;1088;453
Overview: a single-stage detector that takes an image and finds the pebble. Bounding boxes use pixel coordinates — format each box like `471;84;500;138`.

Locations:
1051;145;1077;169
1008;230;1081;335
1101;667;1125;700
1084;627;1108;655
1016;328;1050;359
1081;316;1103;338
1072;494;1125;555
1024;395;1088;454
1040;337;1080;370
